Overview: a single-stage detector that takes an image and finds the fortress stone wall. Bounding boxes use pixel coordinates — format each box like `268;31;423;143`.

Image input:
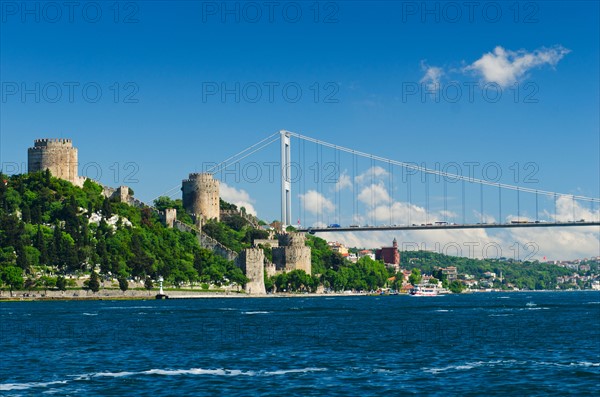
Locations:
254;239;279;248
182;173;220;221
237;248;266;295
28;138;83;186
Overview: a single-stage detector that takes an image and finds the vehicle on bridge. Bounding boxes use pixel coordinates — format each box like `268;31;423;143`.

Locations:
328;224;341;228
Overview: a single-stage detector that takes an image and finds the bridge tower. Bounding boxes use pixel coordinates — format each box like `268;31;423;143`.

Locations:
280;130;291;229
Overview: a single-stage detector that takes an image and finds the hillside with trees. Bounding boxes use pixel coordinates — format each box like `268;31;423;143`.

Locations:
0;171;246;293
401;250;576;290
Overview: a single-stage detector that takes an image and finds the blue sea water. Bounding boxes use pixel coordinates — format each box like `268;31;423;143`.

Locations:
1;292;599;396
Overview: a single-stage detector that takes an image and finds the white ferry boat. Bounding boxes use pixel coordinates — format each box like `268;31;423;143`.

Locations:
409;284;440;296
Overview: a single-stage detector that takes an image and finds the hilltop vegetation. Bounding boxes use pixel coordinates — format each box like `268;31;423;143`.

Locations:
0;171;246;292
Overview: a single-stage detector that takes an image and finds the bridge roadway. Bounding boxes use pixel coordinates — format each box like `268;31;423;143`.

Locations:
298;221;600;233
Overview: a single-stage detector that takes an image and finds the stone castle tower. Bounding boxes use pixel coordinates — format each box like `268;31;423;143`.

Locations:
181;173;220;221
272;232;312;274
28;138;81;185
237;248;266;295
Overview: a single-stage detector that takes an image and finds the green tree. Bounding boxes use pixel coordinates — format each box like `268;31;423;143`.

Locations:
264;273;274;292
449;280;465;293
274;272;289;292
118;277;129;293
24;277;37;292
127;233;155;277
87;271;100;293
40;276;57;293
101;197;112;216
408;268;422;285
56;276;67;291
144;276;153;290
1;266;24;296
34;225;48;265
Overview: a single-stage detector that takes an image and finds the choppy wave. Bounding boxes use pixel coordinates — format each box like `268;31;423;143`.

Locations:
538;361;600;368
82;313;98;316
0;380;68;391
243;311;272;315
423;360;600;374
102;306;154;310
1;367;328;390
264;368;327;375
423;364;480;374
423;360;521;374
519;307;550;311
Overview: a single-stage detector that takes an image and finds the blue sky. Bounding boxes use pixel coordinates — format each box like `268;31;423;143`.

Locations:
1;1;598;259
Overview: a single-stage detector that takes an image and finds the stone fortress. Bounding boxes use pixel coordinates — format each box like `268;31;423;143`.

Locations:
28;139;85;186
26;138;311;295
182;173;221;222
272;233;312;275
238;232;313;294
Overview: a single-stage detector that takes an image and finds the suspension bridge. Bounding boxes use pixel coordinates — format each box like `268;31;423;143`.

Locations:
157;130;600;233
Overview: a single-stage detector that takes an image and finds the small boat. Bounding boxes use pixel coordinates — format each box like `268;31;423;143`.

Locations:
409;284;439;296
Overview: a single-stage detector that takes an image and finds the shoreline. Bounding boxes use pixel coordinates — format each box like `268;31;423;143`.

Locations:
1;288;598;302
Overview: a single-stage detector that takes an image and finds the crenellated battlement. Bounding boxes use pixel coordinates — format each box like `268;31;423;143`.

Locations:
32;138;73;147
183;173;219;184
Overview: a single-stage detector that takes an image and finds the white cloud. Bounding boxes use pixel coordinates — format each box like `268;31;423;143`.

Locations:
420;61;444;90
365;200;456;225
220;183;257;216
299;190;335;215
472;210;497;224
439;210;458;219
319;195;598;261
323;224;598;262
355;166;389;185
465;45;570;87
335;171;352;192
499;227;599;262
542;195;600;223
366;202;423;224
358;183;391;207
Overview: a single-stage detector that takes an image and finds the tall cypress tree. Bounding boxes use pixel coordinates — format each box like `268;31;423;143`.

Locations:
88;271;100;293
34;225;48;266
51;224;64;269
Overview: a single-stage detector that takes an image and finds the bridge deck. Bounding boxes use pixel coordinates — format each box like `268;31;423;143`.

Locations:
298;222;600;233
